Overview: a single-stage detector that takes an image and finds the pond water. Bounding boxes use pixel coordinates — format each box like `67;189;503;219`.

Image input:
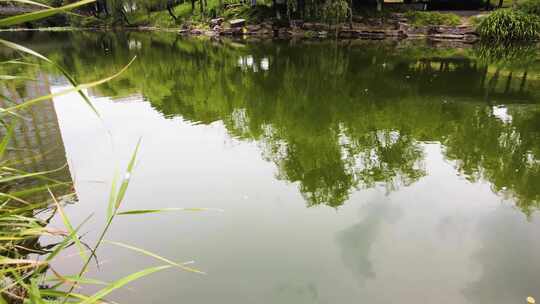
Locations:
1;32;540;304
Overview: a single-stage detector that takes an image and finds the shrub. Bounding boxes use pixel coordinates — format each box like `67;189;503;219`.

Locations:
518;0;540;16
477;9;540;41
322;0;350;24
404;11;461;26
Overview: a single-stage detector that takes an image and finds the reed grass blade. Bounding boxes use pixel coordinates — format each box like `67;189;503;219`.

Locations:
0;0;95;26
105;240;205;274
79;266;172;304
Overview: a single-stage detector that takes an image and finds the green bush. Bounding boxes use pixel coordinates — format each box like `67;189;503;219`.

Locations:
404;11;461;26
322;0;350;24
518;0;540;16
477;9;540;41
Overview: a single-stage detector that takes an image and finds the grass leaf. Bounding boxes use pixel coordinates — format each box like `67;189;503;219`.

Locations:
80;265;172;304
48;188;88;263
105;240;205;274
0;0;52;9
0;38;100;116
0;121;15;160
117;207;224;215
44;213;92;263
106;169;118;222
0;0;95;27
114;137;141;210
1;56;137;113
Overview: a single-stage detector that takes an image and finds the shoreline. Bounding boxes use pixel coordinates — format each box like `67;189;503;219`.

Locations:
0;24;481;43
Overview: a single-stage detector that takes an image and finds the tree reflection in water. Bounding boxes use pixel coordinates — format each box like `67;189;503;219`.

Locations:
3;31;539;214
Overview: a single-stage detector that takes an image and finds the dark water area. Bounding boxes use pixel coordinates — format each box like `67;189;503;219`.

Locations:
1;31;540;303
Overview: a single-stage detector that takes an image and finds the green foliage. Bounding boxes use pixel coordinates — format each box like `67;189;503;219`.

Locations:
222;4;274;23
477;9;540;41
322;0;349;24
517;0;540;15
404;11;461;26
468;13;486;26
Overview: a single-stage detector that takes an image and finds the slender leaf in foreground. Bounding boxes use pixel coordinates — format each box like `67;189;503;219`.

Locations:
0;0;52;9
114;138;142;210
117;207;224;215
44;214;92;263
0;0;95;27
48;188;88;263
0;38;100;116
0;121;15;160
105;240;205;274
0;258;45;266
1;56;137;113
79;266;172;304
0;164;67;184
106;169;118;222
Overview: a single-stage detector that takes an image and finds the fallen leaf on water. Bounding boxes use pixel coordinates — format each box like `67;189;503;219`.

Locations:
527;296;535;304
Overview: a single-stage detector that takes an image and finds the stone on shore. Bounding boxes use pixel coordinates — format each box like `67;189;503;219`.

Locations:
210;18;224;27
230;19;246;28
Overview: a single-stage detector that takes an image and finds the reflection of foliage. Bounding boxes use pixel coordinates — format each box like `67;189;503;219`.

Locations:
350;131;425;191
472;42;540;69
443;106;540;215
7;32;540;212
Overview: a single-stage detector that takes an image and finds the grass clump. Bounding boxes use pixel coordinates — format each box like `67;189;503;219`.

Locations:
477;9;540;41
404;11;462;26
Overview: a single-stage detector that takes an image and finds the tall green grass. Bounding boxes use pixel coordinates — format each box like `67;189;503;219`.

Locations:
477;9;540;41
1;2;210;303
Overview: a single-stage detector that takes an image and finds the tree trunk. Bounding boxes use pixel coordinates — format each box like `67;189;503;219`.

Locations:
348;0;353;29
297;0;305;18
504;72;512;94
167;0;177;20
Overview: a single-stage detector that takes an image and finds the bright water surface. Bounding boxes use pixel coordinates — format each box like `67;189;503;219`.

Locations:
1;31;540;304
